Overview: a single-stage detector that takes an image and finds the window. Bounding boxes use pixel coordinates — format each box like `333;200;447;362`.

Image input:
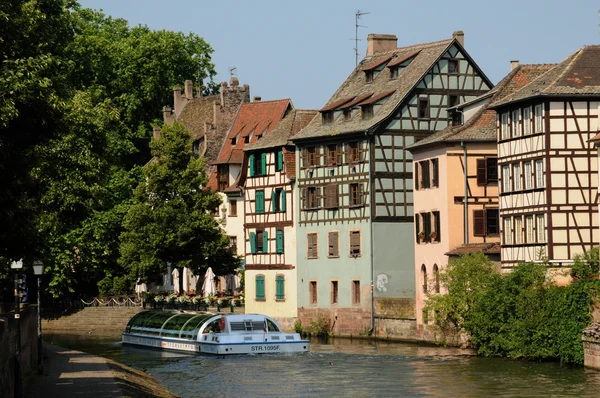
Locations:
433;264;440;293
217;165;229;191
343;108;353;120
256;275;265;300
249;153;267;176
451;111;462;126
535;159;544;188
352;280;360;304
275;150;284;171
502;165;511;193
307;233;318;259
431;159;439;188
418;97;429;119
276;229;284;254
230;200;237;217
244;135;250;144
448;59;459;74
272;188;286;212
347;142;362;163
229;236;237;252
503;217;513;245
253;230;267;253
303;186;320;209
476;158;498;185
328;144;341;165
322;111;333;124
350;230;361;257
512;163;521;191
526;215;534;243
534;105;543;133
349;183;364;207
309;281;317;304
419;160;431;189
255;190;265;214
362;105;374;119
421;265;427;293
501;113;509;140
431;211;441;242
417;212;432;243
536;215;545;243
448;94;459;108
524;161;533;190
325;184;339;209
328;231;339;258
390;67;399;79
512;109;521;137
473;209;499;236
514;216;523;244
365;70;374;83
523;107;531;135
331;281;339;304
275;275;285;300
303;147;319;168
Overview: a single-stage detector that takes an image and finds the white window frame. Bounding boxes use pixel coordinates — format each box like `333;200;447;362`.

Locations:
514;216;523;244
535;159;544;188
526;215;534;243
512;109;521;137
524;161;533;190
504;217;513;245
512;163;521;191
534;105;543;133
523;107;531;135
502;165;511;193
536;214;545;243
501;113;509;140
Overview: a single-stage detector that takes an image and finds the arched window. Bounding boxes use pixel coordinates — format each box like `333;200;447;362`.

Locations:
433;264;440;293
421;264;427;293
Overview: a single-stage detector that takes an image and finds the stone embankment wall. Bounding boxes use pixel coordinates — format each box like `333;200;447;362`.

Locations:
0;305;38;398
583;324;600;369
42;307;144;332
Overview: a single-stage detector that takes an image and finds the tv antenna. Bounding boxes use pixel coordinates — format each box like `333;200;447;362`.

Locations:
354;10;369;67
228;66;237;78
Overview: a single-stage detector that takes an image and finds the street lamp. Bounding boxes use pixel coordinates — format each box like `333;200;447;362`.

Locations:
10;259;23;398
32;261;43;374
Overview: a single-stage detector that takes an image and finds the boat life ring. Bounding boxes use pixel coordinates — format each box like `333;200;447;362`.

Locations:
219;317;225;331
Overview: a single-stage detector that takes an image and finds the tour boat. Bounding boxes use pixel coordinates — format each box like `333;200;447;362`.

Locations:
122;310;310;355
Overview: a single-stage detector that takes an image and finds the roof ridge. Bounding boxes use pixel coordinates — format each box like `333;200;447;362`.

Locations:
243;98;292;105
546;47;585;91
368;38;453;57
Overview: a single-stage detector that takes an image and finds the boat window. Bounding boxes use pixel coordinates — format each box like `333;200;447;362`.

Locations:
161;314;196;338
266;319;280;333
181;314;213;340
203;318;224;334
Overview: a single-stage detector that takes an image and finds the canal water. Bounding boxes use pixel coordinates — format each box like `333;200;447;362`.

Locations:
45;331;600;397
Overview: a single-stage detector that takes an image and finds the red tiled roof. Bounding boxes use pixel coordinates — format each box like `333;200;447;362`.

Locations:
361;55;393;71
386;50;421;67
320;96;355;112
339;93;373;109
445;243;501;256
357;90;396;106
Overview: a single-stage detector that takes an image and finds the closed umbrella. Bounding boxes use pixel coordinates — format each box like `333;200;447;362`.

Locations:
202;267;217;297
135;278;147;297
172;268;180;294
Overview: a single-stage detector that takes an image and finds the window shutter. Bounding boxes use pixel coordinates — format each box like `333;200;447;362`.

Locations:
312;234;318;258
415;163;420;190
276;230;284;254
276;276;284;300
328;231;339;257
256;191;264;214
476;159;487;185
277;150;283;171
263;230;269;253
435;211;441;242
301;149;308;168
307;233;317;258
473;210;486;236
250;232;257;254
325;184;338;208
358;184;365;205
256;276;264;300
271;190;276;212
260;153;267;175
249;154;255;177
281;190;286;212
336;145;342;165
350;230;361;256
357;143;364;162
415;214;420;242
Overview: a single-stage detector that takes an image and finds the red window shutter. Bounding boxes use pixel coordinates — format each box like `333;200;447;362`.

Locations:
476;159;487;186
473;210;486;236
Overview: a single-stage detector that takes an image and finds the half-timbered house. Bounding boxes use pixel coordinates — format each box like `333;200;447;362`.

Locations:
208;98;293;266
407;62;553;340
290;31;492;336
490;46;600;278
241;109;317;326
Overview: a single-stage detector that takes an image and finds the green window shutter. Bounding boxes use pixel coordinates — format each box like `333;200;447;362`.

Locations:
250;232;256;254
256;191;264;213
261;153;267;175
271;190;276;212
281;190;286;212
276;275;284;300
276;230;284;254
256;276;265;300
277;150;284;171
249;154;255;177
263;230;269;253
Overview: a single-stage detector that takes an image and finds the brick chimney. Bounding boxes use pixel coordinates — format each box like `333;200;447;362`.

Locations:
152;126;161;141
163;106;173;125
452;30;465;47
184;80;193;100
173;85;184;117
254;96;262;102
510;60;520;71
366;34;397;56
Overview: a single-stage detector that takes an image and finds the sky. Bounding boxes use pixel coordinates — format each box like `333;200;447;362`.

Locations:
78;0;600;110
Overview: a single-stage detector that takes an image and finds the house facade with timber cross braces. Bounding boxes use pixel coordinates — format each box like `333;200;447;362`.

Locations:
407;61;553;341
490;45;600;280
240;109;317;329
290;31;493;337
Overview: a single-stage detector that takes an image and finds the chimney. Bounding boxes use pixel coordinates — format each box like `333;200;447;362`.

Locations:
196;86;203;98
173;85;183;117
366;34;397;56
510;60;520;71
152;126;161;141
452;30;465;47
184;80;193;100
162;106;172;125
254;96;262;102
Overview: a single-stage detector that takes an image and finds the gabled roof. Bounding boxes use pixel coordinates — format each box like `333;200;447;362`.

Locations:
408;64;555;152
492;45;600;108
291;36;491;142
446;243;501;256
246;109;318;151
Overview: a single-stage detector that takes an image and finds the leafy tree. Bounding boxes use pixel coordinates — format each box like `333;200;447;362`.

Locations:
120;122;239;292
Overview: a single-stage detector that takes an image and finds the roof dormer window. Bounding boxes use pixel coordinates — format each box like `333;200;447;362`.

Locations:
387;50;420;79
322;111;334;124
361;105;373;120
365;70;374;84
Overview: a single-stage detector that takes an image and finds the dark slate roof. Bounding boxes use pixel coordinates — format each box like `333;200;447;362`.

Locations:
492;45;600;108
291;37;466;141
445;243;501;256
408;64;554;151
246;109;318;151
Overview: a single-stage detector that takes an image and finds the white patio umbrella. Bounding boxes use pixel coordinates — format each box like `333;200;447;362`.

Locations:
172;267;180;294
226;273;240;292
135;278;147;297
202;267;217;297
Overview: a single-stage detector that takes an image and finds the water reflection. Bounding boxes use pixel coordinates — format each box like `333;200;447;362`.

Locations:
44;331;600;398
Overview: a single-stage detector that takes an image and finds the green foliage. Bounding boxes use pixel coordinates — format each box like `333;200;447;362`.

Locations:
293;319;303;334
120;122;240;286
426;250;600;364
308;315;332;337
